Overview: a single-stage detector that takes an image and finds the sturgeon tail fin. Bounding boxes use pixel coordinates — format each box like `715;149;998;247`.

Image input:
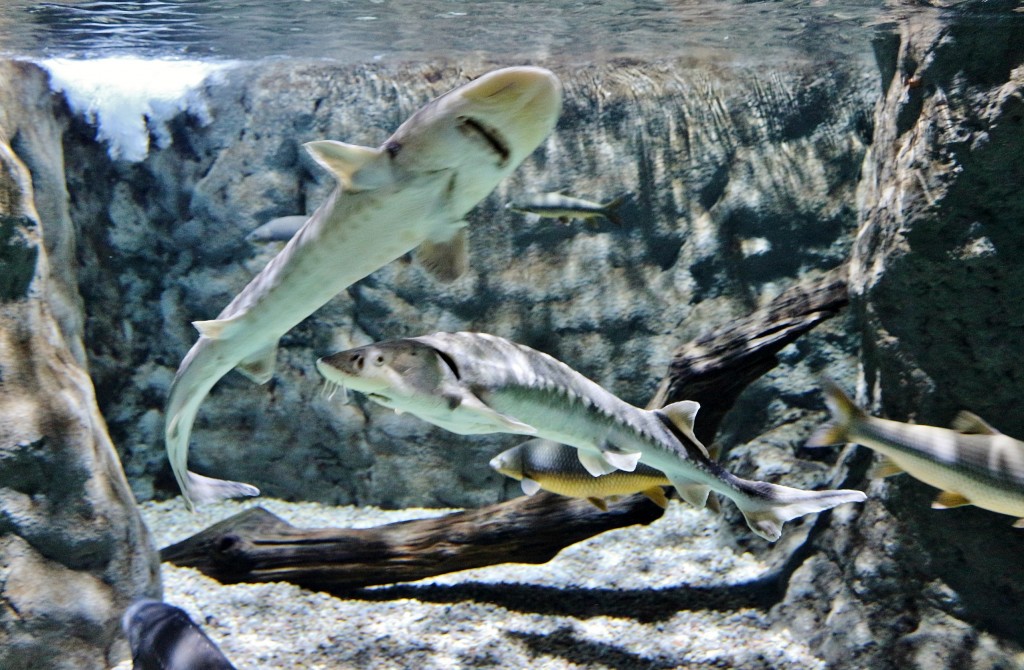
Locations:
806;377;866;448
735;479;866;542
165;338;261;511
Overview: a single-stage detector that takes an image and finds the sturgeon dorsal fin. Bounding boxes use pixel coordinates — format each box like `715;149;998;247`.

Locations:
951;411;1001;435
236;343;278;384
416;227;469;282
657;401;711;459
303;140;390;192
932;491;972;509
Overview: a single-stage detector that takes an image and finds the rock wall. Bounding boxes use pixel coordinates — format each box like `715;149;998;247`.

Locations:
772;8;1024;668
0;61;161;670
66;57;876;510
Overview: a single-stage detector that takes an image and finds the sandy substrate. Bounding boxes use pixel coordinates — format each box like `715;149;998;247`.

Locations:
114;498;825;670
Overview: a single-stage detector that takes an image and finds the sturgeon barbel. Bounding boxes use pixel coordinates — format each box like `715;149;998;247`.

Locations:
166;68;563;509
808;378;1024;526
316;331;866;541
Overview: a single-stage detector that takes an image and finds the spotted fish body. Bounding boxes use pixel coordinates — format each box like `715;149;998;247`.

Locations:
808;378;1024;526
165;68;563;509
317;331;866;541
490;438;671;510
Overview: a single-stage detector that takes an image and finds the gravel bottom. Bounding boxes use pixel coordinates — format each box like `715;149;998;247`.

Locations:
114;498;826;670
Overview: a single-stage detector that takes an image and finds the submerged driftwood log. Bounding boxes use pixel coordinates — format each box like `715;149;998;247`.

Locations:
163;268;848;590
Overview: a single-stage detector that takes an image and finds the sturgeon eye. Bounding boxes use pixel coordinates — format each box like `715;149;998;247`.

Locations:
373;354;386;366
385;140;401;158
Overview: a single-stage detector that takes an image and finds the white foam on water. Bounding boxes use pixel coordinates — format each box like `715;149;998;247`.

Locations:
40;57;236;162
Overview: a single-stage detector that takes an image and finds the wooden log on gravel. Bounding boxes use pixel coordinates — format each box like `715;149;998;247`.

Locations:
162;268;849;590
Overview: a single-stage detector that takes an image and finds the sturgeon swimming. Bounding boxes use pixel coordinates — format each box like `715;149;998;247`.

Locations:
316;331;866;541
808;378;1024;526
166;68;563;509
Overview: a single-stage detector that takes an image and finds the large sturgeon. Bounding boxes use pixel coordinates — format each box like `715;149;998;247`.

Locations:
316;331;866;541
166;68;563;509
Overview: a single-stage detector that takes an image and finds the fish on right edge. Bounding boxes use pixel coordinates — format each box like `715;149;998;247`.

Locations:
122;600;237;670
807;378;1024;526
490;437;671;510
508;192;630;226
316;331;866;542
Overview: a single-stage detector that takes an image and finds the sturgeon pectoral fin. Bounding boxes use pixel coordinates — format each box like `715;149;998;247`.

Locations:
520;478;542;496
416;227;469;282
456;392;537;435
932;491;972;509
642;486;669;509
236;343;278;384
578;450;618;477
303;140;390;192
869;455;905;479
193;314;246;340
1013;519;1024;529
601;449;641;472
667;474;711;509
587;497;609;511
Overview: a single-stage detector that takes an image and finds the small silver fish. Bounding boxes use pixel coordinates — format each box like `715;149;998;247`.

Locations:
490;437;670;510
807;378;1024;526
508;192;629;226
246;214;309;242
122;599;236;670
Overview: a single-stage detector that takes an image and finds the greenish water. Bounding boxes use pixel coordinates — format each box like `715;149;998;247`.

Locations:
2;0;890;64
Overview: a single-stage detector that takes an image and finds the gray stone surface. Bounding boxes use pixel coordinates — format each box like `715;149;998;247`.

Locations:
0;61;161;670
769;6;1024;669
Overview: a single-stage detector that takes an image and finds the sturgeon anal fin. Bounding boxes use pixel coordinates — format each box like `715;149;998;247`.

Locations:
667;474;710;509
869;455;905;479
587;497;609;511
578;450;618;477
416;227;469;282
520;478;542;496
951;411;1001;435
602;449;641;472
236;343;278;384
303;140;391;192
642;486;669;509
1013;519;1024;529
932;491;972;509
193;314;246;340
657;401;711;458
453;392;537;435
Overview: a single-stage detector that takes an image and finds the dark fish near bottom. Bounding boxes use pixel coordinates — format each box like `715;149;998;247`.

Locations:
122;599;237;670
